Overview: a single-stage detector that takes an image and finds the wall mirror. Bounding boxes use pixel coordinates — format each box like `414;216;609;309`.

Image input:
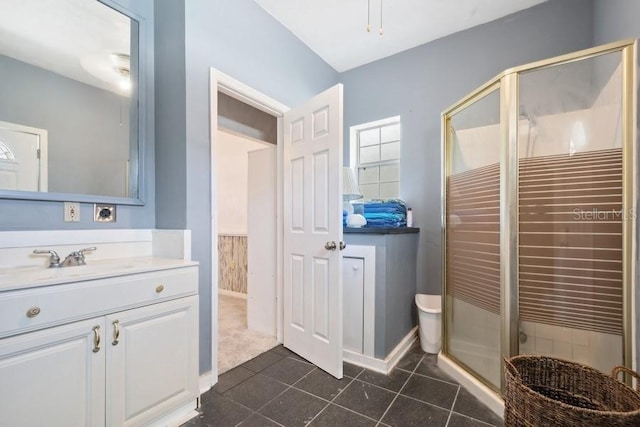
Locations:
0;0;143;204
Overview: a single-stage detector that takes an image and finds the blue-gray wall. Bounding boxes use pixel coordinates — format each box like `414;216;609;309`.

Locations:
154;0;187;230
0;0;155;229
155;0;339;373
340;0;594;296
593;0;640;45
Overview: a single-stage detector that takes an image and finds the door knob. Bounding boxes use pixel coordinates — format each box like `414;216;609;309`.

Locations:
339;241;346;250
324;241;337;250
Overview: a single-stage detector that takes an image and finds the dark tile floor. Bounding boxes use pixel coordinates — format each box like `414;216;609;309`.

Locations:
183;344;503;427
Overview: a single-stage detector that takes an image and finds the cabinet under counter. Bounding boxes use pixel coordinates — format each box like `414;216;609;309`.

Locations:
0;259;199;427
343;229;419;373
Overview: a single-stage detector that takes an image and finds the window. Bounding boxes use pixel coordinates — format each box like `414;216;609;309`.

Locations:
350;116;400;200
0;141;15;160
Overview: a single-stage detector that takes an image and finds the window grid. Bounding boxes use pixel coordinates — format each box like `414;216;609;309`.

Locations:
355;121;400;200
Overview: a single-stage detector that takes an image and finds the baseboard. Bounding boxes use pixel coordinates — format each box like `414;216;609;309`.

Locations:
199;371;215;395
343;326;418;375
148;400;198;427
218;289;247;299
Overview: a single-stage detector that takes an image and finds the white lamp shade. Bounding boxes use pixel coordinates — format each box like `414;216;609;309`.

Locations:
343;167;363;201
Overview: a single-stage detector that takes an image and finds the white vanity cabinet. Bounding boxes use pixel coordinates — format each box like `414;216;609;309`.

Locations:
107;296;198;427
0;317;107;427
0;262;199;427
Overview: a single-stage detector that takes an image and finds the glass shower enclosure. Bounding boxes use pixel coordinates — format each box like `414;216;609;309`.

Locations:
442;39;638;392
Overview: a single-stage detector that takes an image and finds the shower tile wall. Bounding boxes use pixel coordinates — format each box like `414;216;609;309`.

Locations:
448;301;622;381
449;302;622;379
519;320;621;372
218;235;248;294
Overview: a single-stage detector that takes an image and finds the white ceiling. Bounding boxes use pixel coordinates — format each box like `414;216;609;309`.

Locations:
0;1;550;90
254;0;549;72
0;0;130;93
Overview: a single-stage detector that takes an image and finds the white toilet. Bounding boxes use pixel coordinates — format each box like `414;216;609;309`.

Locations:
415;294;442;354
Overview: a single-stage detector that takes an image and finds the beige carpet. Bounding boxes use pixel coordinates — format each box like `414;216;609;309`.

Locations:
218;293;278;374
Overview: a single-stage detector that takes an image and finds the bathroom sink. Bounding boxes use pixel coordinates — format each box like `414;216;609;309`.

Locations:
0;257;195;291
0;262;119;289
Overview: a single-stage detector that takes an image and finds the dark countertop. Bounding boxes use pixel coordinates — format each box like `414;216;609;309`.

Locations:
343;226;420;234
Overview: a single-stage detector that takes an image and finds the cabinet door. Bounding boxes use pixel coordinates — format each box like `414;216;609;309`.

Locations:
106;296;199;427
0;318;106;427
343;257;365;354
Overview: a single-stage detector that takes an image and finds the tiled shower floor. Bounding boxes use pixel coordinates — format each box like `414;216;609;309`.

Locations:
183;343;503;427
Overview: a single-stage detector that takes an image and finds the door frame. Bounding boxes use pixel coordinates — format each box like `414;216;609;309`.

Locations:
209;68;289;383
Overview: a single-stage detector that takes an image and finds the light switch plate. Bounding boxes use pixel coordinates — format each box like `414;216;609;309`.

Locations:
64;202;80;222
94;204;116;223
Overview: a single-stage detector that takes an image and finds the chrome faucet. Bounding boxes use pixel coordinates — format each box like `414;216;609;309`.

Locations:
33;247;96;268
61;247;97;267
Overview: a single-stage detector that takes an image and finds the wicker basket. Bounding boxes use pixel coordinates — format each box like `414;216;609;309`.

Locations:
504;355;640;426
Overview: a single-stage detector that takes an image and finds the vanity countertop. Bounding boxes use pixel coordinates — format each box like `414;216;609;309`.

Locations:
0;257;199;292
343;226;420;234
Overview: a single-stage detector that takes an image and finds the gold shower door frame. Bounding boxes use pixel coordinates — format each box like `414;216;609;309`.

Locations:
441;39;638;393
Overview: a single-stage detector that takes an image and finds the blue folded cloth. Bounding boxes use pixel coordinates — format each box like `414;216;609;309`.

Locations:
364;206;403;214
361;199;407;227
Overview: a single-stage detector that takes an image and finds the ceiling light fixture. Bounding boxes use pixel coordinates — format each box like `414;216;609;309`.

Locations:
111;53;131;92
117;67;131;91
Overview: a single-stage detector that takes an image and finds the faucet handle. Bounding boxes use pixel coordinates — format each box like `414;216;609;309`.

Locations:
77;247;96;264
33;249;61;268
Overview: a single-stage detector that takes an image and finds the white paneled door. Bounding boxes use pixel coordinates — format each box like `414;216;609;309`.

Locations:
0;122;46;192
283;84;344;378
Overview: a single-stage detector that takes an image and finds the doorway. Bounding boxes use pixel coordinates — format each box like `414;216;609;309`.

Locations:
210;69;345;386
215;127;277;373
210;70;288;380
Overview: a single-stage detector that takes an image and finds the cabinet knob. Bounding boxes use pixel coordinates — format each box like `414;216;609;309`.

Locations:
26;307;41;318
156;285;165;293
352;265;360;271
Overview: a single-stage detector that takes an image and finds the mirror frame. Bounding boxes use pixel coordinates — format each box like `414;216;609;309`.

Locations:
0;0;147;206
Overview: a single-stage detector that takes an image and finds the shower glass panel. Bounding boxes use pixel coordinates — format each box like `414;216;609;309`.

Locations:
442;40;636;396
445;87;502;390
517;51;625;372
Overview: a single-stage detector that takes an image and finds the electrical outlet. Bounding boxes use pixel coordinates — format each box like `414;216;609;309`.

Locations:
94;204;116;223
64;202;80;222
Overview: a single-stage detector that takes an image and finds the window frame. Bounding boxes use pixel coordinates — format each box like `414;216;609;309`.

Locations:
349;116;401;200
